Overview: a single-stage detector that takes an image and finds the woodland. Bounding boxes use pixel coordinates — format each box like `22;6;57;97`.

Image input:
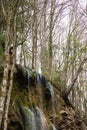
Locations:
0;0;87;130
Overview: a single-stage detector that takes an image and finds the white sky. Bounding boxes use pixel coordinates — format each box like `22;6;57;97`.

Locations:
79;0;86;7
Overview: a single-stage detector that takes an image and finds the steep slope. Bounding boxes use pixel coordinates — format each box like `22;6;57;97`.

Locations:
1;64;86;130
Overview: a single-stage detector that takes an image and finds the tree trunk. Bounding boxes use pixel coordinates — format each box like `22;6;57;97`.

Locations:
48;0;55;79
0;13;11;128
32;0;37;70
40;0;48;76
64;57;87;98
3;14;17;130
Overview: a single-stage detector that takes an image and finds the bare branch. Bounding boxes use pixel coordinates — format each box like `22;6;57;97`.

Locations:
1;0;7;20
65;57;87;96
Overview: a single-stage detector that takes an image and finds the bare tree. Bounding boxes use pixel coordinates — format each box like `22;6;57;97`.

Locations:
31;0;38;70
0;0;19;129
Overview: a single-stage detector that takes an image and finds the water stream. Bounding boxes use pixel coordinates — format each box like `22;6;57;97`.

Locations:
50;123;57;130
34;107;47;130
27;70;30;88
21;106;47;130
23;107;36;130
47;82;55;124
21;68;56;130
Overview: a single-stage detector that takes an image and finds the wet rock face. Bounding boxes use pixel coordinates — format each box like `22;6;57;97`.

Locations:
45;87;52;100
8;65;87;130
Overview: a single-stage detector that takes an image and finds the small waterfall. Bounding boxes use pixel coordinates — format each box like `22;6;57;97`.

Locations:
20;106;47;130
27;70;30;88
36;73;47;88
34;107;47;130
17;67;56;129
47;82;54;99
49;124;57;130
22;107;36;130
46;82;55;124
36;73;41;85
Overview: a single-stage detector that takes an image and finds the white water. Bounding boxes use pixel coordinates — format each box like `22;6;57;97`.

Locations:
22;68;56;129
50;123;57;130
47;82;55;124
23;107;47;130
34;107;47;130
23;107;36;130
36;73;41;85
27;70;31;88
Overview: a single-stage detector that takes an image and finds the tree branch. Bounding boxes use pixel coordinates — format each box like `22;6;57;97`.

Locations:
1;0;7;20
65;57;87;97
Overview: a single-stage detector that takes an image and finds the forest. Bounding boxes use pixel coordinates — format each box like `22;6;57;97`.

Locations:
0;0;87;130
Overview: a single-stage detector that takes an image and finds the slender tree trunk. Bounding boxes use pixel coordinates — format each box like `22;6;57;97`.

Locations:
0;1;19;129
3;14;17;130
64;57;87;97
32;0;37;70
40;0;48;76
32;38;35;70
0;14;11;128
48;0;55;79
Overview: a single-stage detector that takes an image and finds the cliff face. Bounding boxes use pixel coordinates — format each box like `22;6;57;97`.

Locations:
4;65;86;130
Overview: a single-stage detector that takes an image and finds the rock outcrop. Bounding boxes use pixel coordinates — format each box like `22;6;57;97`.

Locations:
1;64;86;130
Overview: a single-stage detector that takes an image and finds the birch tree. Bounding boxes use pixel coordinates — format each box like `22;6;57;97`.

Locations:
0;0;19;129
48;0;56;79
0;1;11;127
31;0;38;70
40;0;48;76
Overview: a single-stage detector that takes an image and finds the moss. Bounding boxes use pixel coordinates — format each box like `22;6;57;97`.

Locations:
8;66;73;130
11;80;29;107
27;86;43;109
29;71;36;78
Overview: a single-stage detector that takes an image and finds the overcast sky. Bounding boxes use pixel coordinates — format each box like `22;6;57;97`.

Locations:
79;0;86;7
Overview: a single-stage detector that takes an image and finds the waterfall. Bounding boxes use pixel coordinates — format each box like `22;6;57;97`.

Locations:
49;124;57;130
47;82;55;124
18;67;56;129
36;73;41;86
27;70;30;88
47;82;54;99
23;107;36;130
20;106;47;130
36;73;47;88
34;107;47;130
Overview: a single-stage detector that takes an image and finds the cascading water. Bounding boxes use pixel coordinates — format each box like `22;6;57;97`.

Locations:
18;67;56;129
24;107;36;130
27;70;30;88
36;73;41;86
34;107;47;130
46;82;55;124
47;82;54;99
49;123;57;130
22;107;47;130
36;73;47;88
